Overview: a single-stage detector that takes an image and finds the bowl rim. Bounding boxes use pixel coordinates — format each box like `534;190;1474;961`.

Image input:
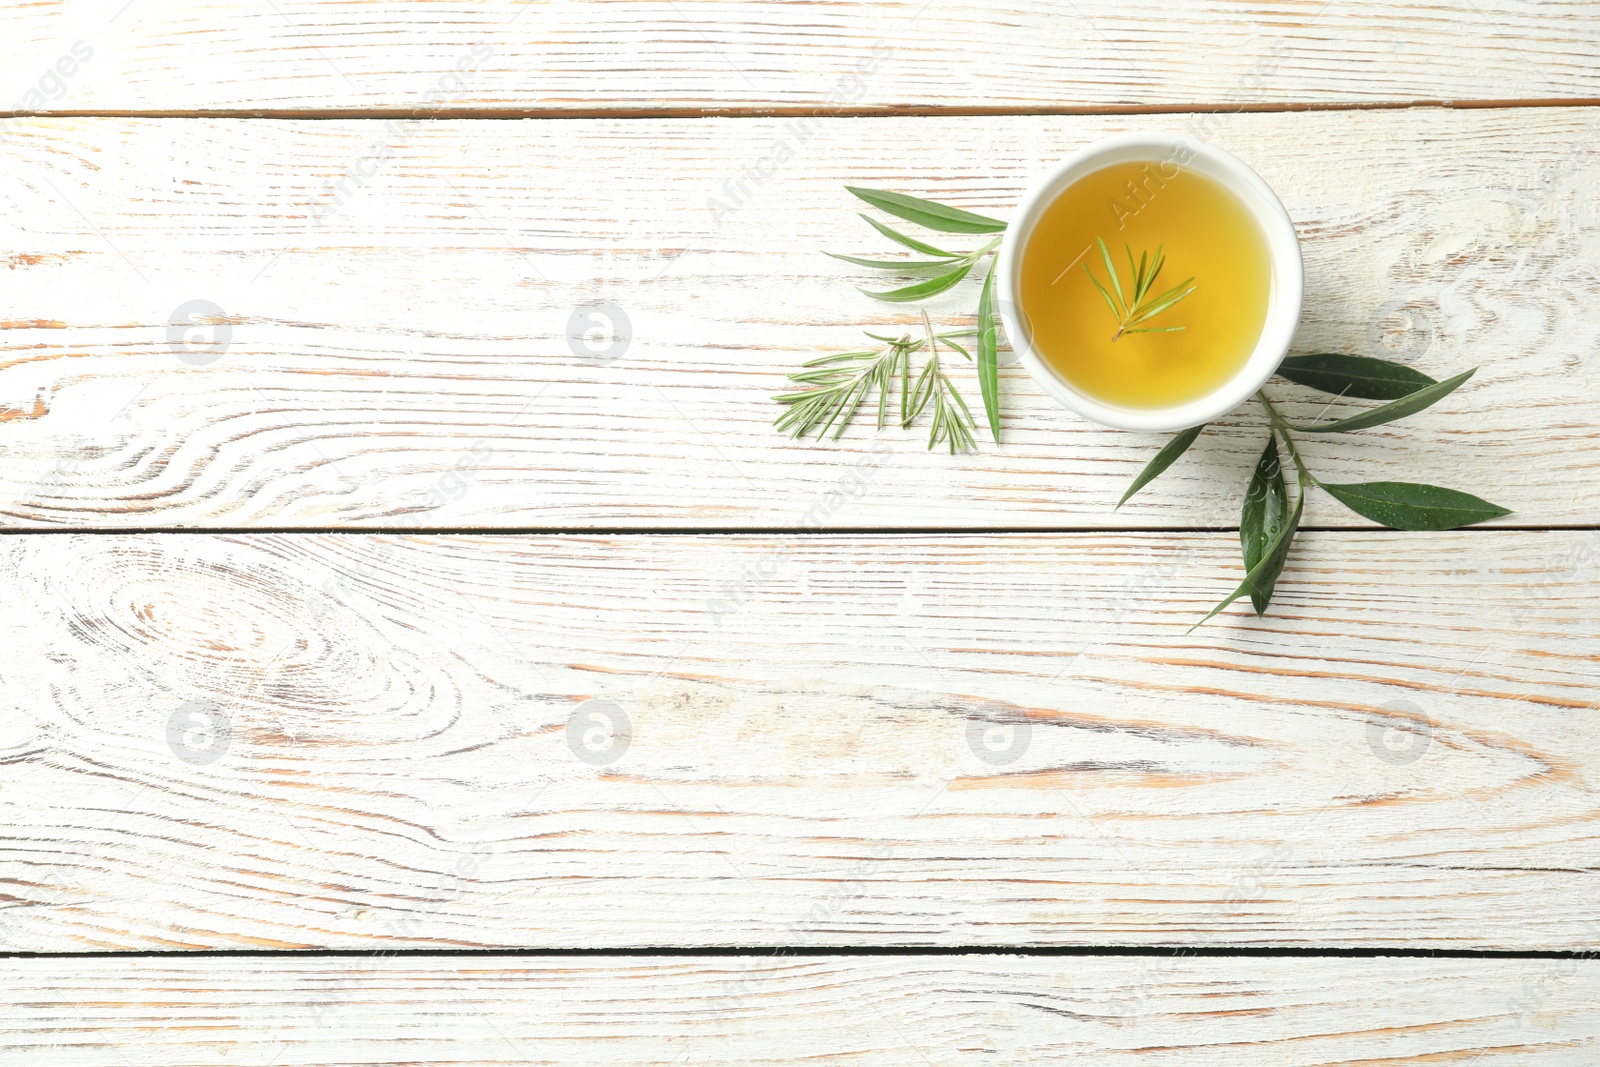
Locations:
994;133;1303;433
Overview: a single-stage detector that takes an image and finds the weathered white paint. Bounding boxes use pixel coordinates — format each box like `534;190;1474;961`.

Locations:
1;1;1597;112
1;531;1595;951
3;6;1598;1042
5;955;1599;1065
0;108;1592;528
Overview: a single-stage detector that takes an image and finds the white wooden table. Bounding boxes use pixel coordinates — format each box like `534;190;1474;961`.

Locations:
3;2;1599;1063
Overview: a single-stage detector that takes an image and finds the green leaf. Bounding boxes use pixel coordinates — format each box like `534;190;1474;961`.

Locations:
904;351;936;425
795;349;881;367
939;336;973;361
976;258;1001;444
824;251;962;272
1083;260;1122;320
1276;353;1439;400
774;336;915;442
1118;423;1205;508
858;261;974;302
1123;278;1196;326
1190;484;1304;632
1320;481;1511;530
846;186;1007;234
1290;368;1475;433
1096;237;1126;313
1240;435;1289;615
858;215;958;258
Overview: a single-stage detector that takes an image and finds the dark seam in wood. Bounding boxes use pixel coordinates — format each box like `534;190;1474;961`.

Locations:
2;98;1599;121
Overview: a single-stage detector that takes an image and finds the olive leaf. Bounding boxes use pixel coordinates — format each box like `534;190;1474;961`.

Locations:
1288;369;1475;433
825;251;963;273
1320;481;1511;530
858;214;959;257
1118;423;1205;508
846;186;1008;234
858;261;974;302
837;196;1002;304
1191;481;1304;632
1276;353;1438;400
1240;435;1290;615
976;258;1001;443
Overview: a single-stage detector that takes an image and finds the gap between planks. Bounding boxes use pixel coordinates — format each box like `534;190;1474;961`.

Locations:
5;98;1600;122
6;946;1599;960
0;525;1588;536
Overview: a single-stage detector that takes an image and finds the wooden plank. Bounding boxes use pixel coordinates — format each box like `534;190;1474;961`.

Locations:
3;1;1599;113
0;107;1593;529
6;954;1600;1064
2;530;1597;951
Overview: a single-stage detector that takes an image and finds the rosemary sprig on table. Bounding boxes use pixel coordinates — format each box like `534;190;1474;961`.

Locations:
905;311;979;454
774;338;907;441
1084;237;1196;341
775;310;978;453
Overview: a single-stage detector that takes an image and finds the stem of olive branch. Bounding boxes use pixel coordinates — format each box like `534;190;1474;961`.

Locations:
968;235;1003;261
1257;391;1318;493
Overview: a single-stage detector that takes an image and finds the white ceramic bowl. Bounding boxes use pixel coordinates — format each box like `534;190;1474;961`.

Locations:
994;134;1302;432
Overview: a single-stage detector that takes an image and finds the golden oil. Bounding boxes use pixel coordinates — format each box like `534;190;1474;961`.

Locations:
1018;159;1272;409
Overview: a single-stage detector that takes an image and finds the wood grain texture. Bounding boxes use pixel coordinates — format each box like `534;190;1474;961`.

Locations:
2;530;1597;951
6;955;1600;1065
0;107;1596;529
2;1;1599;113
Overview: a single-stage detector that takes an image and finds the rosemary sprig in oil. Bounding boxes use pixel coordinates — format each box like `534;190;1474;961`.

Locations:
1083;237;1196;341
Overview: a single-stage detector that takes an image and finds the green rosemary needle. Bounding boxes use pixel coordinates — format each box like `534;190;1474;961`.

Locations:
1083;237;1196;341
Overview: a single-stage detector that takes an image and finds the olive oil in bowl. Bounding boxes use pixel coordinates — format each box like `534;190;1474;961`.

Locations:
1018;159;1273;410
